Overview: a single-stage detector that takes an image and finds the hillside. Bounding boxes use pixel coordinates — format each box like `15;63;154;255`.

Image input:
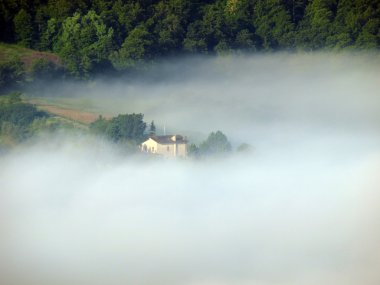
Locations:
1;0;378;79
28;97;109;125
0;43;60;71
0;43;63;93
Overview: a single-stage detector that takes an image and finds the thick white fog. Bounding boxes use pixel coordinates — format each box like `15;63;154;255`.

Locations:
1;53;380;285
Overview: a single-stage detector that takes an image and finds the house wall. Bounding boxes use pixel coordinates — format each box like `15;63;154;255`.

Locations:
176;143;187;157
141;138;187;157
156;143;175;157
141;139;158;154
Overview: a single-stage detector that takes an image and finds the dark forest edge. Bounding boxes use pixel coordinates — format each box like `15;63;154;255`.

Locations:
0;0;379;82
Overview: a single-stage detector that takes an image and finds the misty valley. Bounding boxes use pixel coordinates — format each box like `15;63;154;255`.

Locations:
1;54;380;285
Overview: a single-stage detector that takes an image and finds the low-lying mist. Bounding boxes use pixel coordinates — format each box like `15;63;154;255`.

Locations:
1;53;380;285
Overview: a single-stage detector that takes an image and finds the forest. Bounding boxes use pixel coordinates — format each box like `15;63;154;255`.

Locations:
1;0;379;79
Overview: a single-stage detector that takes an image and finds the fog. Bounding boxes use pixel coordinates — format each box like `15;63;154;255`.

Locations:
1;53;380;285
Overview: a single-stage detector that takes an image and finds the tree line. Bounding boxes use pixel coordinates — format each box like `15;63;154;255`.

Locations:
0;92;53;147
0;94;238;158
1;0;378;78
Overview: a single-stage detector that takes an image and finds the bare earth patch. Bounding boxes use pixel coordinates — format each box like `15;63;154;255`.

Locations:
22;51;61;69
29;99;107;124
0;43;61;70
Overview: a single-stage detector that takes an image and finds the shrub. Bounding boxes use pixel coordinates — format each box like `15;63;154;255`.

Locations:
30;58;64;80
0;57;25;91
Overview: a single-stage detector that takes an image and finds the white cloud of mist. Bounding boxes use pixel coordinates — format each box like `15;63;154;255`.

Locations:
1;53;380;285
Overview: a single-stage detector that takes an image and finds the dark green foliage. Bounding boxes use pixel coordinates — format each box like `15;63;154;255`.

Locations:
53;11;114;78
284;0;308;24
150;0;190;54
39;18;61;51
106;113;147;143
296;0;337;50
253;0;295;50
109;0;143;46
0;96;75;148
0;0;29;43
90;113;147;144
188;130;231;158
30;58;64;80
356;19;380;49
183;20;209;53
110;25;153;70
0;57;24;91
187;143;200;157
0;97;49;142
200;1;229;53
0;0;378;77
89;115;108;134
0;102;47;127
13;8;33;47
8;91;22;104
149;120;156;135
27;117;71;136
199;130;232;155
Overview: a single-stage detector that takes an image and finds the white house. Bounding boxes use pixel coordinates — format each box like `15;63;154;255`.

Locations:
141;135;187;157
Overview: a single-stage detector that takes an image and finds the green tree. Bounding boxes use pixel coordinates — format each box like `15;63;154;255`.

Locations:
284;0;308;24
90;113;147;143
40;18;61;51
89;115;109;134
183;20;208;52
110;24;153;70
46;0;76;21
0;57;24;91
150;0;190;54
356;19;380;49
30;58;64;80
199;130;231;156
187;143;200;157
13;8;33;47
224;0;257;51
0;99;48;142
253;0;295;50
54;11;114;78
184;1;229;54
110;0;143;46
327;0;379;50
296;0;336;50
106;113;147;143
149;120;156;135
202;1;228;52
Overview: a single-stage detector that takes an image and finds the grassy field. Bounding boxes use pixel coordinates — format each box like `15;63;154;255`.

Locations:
27;97;112;125
0;43;60;71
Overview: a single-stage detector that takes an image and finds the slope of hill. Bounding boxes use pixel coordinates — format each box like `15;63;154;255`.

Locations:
1;0;378;79
0;43;60;70
0;43;63;92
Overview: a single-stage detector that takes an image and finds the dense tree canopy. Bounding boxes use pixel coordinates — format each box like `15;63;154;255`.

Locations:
0;93;49;143
199;130;232;155
0;0;379;77
0;57;24;91
90;113;147;143
188;130;232;158
52;11;114;78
